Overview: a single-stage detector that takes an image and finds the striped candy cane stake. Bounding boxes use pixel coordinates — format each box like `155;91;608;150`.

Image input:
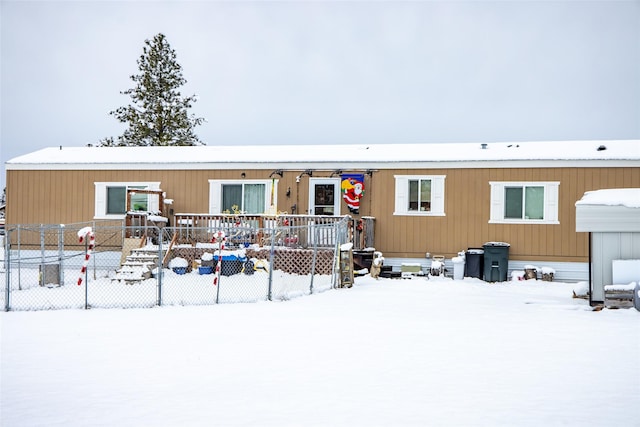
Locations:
77;227;95;286
212;231;226;286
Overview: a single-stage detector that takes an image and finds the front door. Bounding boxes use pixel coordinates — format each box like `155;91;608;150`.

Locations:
309;178;340;216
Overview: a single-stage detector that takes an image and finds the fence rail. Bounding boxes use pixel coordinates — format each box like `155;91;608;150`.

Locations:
1;218;351;311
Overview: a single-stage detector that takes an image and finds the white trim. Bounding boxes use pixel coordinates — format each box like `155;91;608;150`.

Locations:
8;159;639;171
489;181;560;224
393;175;446;216
208;179;275;214
93;182;160;219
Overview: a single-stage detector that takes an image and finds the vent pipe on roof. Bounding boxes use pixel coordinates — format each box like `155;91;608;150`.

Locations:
597;145;607;151
481;143;488;149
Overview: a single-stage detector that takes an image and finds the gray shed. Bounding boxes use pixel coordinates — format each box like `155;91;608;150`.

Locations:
575;188;640;305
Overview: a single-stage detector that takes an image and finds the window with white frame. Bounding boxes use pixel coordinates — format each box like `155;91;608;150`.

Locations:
489;181;559;224
209;180;274;214
94;182;161;219
394;175;446;216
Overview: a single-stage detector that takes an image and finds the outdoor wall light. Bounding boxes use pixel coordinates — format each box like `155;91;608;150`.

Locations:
241;172;246;179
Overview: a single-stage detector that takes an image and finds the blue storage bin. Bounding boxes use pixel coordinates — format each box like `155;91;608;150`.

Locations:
172;267;187;275
198;266;213;275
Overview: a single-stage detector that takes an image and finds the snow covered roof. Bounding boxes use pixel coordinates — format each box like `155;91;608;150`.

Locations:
576;188;640;233
6;139;640;171
575;188;640;209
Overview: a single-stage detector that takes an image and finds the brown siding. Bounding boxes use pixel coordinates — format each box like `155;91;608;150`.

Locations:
366;167;639;262
6;166;640;263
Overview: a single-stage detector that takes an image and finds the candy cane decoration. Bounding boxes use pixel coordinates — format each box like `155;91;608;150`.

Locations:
212;230;226;286
77;227;95;286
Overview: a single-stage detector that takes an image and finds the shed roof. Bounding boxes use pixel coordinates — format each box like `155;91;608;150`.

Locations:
575;188;640;233
575;188;640;209
6;139;640;171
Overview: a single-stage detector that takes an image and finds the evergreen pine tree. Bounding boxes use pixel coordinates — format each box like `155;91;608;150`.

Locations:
100;33;205;146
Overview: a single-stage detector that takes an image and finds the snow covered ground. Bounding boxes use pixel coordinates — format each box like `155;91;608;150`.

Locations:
1;275;638;427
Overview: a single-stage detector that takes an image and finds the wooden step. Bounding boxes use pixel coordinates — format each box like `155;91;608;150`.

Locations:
126;255;158;263
114;265;153;283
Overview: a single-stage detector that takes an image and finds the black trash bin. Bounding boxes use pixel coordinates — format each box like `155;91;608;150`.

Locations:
464;249;484;279
221;255;246;276
483;242;510;282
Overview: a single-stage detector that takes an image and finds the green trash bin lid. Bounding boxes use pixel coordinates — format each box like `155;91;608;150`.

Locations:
483;241;510;247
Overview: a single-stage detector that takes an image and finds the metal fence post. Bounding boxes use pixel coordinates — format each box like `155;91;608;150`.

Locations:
91;222;97;283
310;224;318;294
215;265;221;304
40;224;45;287
267;222;276;301
17;227;21;291
214;229;224;305
157;229;162;307
84;236;89;310
5;230;10;311
58;225;65;286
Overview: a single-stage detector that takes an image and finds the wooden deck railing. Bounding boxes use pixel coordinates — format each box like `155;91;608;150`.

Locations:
125;212;374;250
170;213;375;250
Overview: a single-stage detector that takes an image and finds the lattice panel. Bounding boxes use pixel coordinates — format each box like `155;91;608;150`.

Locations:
245;248;334;275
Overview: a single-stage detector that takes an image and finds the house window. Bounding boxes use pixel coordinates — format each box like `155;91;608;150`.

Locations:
209;180;274;214
504;186;544;220
94;182;160;219
409;179;432;212
222;183;266;214
394;175;446;216
106;187;127;214
106;186;148;214
490;182;559;224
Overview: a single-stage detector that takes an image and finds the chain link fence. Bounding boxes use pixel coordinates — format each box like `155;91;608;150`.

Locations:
1;218;350;311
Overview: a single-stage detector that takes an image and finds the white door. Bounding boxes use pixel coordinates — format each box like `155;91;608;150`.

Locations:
308;178;340;216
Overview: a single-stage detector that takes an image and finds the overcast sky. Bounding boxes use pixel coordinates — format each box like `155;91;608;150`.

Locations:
1;0;639;189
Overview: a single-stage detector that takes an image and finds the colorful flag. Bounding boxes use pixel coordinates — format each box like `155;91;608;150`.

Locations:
341;174;365;214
